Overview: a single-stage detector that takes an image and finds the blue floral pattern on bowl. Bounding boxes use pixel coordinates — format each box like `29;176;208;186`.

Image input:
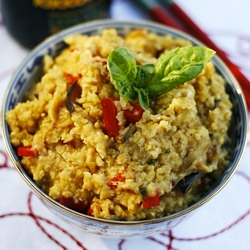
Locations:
1;20;248;238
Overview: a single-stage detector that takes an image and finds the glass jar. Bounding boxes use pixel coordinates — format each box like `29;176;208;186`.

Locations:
2;0;111;49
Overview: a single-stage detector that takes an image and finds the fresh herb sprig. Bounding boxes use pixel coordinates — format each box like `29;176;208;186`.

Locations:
107;46;215;109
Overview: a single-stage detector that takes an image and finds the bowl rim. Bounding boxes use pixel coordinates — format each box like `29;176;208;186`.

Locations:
1;19;248;227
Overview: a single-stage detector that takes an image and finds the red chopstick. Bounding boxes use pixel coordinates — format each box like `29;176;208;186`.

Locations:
148;5;182;30
137;0;185;30
159;0;250;110
136;0;250;110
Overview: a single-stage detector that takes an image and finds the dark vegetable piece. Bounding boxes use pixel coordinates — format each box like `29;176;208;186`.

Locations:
139;187;147;198
17;146;38;157
122;124;137;142
165;148;171;153
146;158;157;165
66;82;81;113
175;172;199;194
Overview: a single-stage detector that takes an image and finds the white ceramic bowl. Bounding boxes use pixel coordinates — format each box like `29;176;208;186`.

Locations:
1;20;248;238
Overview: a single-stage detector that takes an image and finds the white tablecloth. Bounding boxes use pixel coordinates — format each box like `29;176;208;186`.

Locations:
1;0;250;249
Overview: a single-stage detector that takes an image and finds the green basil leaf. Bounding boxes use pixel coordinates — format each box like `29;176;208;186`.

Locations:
148;46;215;96
107;48;137;100
134;87;149;110
107;46;215;109
135;64;155;88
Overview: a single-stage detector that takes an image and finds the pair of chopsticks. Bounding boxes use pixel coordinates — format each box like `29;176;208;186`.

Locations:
136;0;250;110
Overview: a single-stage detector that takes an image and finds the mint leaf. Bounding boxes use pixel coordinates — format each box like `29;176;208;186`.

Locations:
107;48;137;100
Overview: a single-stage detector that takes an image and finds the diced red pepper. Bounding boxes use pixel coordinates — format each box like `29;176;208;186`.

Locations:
65;73;81;85
101;99;144;137
59;196;87;214
142;192;160;209
17;146;38;157
123;102;144;122
87;207;94;216
108;174;126;189
101;98;119;137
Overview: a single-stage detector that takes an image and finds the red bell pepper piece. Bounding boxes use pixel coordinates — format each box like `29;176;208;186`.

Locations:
108;174;126;189
87;207;94;216
17;146;38;157
142;192;160;209
64;73;81;85
123;102;144;122
101;99;144;137
59;196;87;214
101;98;119;137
